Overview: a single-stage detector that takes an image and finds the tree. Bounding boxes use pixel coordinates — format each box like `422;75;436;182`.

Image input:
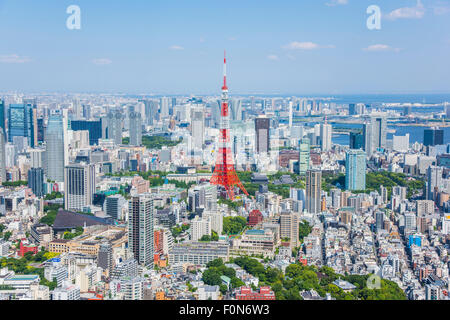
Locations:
231;277;245;289
219;284;228;295
206;258;224;268
223;216;247;235
202;268;222;286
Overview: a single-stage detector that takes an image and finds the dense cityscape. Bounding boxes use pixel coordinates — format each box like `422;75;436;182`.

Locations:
0;0;449;304
0;62;449;300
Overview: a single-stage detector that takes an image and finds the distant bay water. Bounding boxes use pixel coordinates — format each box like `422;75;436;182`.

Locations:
332;125;450;147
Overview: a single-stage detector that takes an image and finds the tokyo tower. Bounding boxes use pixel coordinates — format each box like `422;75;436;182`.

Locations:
210;52;249;200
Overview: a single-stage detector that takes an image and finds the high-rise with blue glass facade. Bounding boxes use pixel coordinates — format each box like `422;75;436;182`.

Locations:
7;101;37;147
45;114;65;182
345;149;366;191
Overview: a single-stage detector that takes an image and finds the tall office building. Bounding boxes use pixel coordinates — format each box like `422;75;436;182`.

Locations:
105;111;123;145
424;128;444;147
375;211;385;231
160;97;170;119
230;99;243;121
392;134;410;152
106;194;125;220
298;138;310;175
8;103;36;146
28;168;44;197
426;166;443;201
320;122;332;152
306;169;322;214
128;195;154;266
72;99;82;120
363;116;387;156
37;118;45;143
0;131;6;183
141;99;156;126
23;99;38;148
345;149;367;191
280;211;300;248
348;104;357;116
70;120;102;146
0;99;6;137
45;114;65;182
64;163;96;211
98;242;113;273
349;132;364;150
190;107;205;150
255;117;270;154
30;148;45;169
129;112;142;146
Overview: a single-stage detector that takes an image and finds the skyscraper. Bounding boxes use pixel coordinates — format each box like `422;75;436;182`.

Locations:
105;111;123;145
320;122;332;152
348;104;357;116
64;163;96;211
0;99;6;137
45;114;65;182
426;166;443;201
0;130;6;183
28;168;44;197
375;211;385;231
255;116;270;154
128;195;154;266
349;132;364;150
8;103;36;145
345;149;367;191
280;211;300;248
298;138;310;175
141;99;156;126
190;107;205;150
129;112;142;146
306;169;322;214
363;116;387;156
70;120;102;146
23;99;38;148
424;128;444;147
160;97;170;119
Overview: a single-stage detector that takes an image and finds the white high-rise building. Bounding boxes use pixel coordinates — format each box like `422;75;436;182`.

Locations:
64;163;96;211
190;106;205;150
160;97;170;119
427;166;443;201
191;216;211;241
30;148;45;169
320;123;332;152
392;134;409;152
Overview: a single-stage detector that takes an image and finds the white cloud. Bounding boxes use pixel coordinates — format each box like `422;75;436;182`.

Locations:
199;37;206;43
228;37;237;41
169;45;184;50
385;0;425;20
92;58;112;65
0;54;31;63
363;44;401;52
267;54;279;61
283;41;335;50
326;0;348;7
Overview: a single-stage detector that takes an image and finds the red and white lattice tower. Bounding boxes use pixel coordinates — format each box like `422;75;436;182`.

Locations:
210;52;249;200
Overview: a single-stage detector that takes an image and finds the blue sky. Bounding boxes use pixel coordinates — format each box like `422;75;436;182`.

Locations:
0;0;449;94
